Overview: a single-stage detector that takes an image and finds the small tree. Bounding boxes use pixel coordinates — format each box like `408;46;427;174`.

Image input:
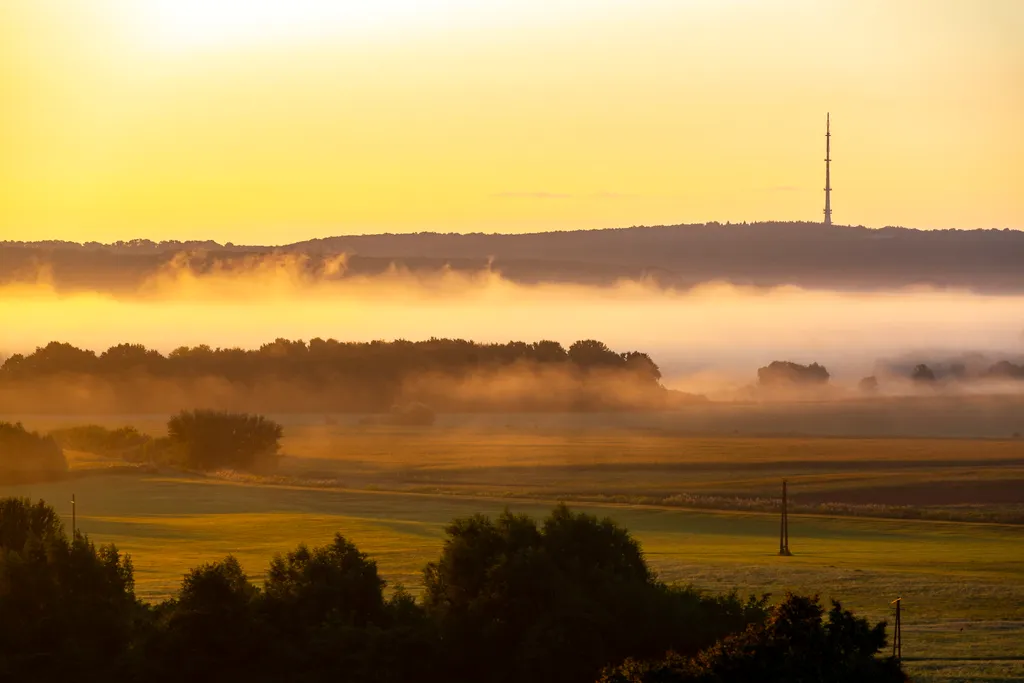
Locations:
911;364;936;383
858;376;879;394
167;410;282;471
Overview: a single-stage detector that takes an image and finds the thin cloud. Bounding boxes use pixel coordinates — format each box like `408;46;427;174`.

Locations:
492;191;572;200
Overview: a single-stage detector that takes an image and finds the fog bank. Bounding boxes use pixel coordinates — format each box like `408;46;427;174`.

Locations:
2;252;1023;394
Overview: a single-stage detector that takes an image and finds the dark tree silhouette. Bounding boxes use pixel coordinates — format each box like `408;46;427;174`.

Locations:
0;422;67;484
601;593;907;683
0;497;904;683
986;360;1024;380
167;410;282;471
911;364;937;383
0;498;136;682
858;376;879;394
757;361;830;387
423;505;766;683
0;338;669;413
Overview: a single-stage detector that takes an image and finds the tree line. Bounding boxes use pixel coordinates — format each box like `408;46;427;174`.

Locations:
0;338;670;413
758;359;1024;392
0;498;906;683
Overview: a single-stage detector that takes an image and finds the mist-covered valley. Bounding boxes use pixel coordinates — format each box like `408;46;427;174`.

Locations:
2;239;1023;401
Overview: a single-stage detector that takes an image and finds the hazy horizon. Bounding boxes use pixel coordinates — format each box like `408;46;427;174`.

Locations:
4;252;1023;397
3;0;1021;243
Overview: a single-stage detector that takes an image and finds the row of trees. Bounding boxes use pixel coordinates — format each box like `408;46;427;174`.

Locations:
0;499;905;683
0;339;666;413
0;339;661;383
759;359;1024;393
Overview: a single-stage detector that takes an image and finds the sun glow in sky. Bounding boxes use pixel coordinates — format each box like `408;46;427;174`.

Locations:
1;0;1022;242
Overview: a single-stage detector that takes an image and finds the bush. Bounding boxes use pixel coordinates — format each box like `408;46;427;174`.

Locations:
167;410;282;472
0;422;67;484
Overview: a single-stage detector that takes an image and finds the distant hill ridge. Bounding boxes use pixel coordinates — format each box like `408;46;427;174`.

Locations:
3;221;1024;292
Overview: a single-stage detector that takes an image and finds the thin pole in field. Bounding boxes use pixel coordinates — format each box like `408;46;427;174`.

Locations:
891;597;902;660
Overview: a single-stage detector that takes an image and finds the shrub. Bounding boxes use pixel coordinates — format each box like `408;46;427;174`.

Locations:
167;410;282;472
0;422;67;484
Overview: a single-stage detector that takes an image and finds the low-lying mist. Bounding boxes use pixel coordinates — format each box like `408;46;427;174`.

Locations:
3;252;1023;398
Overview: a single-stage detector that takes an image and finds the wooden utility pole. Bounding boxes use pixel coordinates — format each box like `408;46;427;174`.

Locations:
891;597;902;660
71;494;76;537
779;479;791;556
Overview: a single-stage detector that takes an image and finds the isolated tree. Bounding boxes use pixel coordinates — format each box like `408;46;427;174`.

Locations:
166;410;282;471
911;364;936;383
858;376;879;394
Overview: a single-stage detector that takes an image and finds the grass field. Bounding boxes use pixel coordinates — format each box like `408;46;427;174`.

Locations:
3;412;1024;682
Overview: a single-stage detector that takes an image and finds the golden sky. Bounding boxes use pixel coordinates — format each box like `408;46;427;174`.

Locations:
2;0;1021;243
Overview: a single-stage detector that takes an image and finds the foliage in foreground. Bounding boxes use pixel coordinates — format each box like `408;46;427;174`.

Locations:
602;593;907;683
0;497;903;683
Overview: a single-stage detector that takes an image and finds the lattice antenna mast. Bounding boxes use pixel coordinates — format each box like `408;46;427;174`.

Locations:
779;479;791;556
823;113;832;226
890;597;902;660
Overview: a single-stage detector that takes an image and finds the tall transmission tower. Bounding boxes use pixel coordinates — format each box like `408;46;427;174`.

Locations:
779;479;792;556
890;597;903;660
823;113;832;226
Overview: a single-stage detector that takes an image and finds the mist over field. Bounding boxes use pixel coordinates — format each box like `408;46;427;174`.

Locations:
2;250;1023;396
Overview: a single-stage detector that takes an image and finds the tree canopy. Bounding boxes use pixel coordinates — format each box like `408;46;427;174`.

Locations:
757;361;831;387
0;338;672;413
601;593;906;683
0;498;904;683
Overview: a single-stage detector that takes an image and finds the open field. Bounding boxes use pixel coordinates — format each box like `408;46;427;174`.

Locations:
4;412;1024;682
20;411;1019;523
2;470;1023;682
